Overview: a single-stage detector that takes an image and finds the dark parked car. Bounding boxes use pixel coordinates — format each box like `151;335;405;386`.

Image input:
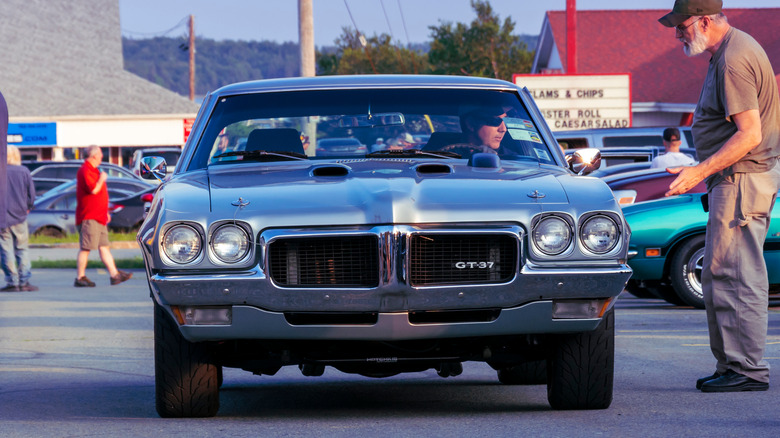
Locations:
108;187;157;232
28;178;154;237
138;75;632;417
26;160;138;180
25;160;142;197
32;178;70;197
602;168;707;205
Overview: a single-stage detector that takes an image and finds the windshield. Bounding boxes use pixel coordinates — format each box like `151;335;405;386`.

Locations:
189;88;556;170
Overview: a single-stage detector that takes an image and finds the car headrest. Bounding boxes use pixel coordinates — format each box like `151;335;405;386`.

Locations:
245;128;304;155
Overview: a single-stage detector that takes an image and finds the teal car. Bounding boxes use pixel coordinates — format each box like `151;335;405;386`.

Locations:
622;192;780;308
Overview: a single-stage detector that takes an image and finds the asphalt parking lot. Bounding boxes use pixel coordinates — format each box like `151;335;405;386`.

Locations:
1;261;779;436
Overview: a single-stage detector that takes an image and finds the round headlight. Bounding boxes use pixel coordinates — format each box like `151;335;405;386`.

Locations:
162;224;202;264
533;216;572;255
580;215;619;254
210;224;250;263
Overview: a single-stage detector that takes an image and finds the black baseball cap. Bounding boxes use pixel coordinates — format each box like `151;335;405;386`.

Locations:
663;127;681;142
659;0;723;27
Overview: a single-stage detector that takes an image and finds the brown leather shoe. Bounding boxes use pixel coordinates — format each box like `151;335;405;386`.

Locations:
110;270;133;285
18;283;39;292
74;276;96;287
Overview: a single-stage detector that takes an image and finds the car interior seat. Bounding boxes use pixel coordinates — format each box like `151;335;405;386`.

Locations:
422;132;465;151
245;128;305;155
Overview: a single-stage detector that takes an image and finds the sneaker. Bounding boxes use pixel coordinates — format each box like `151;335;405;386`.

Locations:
1;284;19;292
110;270;133;285
74;276;96;287
18;283;39;292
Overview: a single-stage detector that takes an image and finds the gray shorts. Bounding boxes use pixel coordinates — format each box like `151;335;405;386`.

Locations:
77;219;110;251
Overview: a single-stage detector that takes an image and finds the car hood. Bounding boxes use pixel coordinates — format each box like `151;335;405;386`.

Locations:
158;160;616;228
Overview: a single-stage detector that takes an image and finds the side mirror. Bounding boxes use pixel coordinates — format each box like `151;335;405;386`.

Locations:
139;156;168;182
568;148;602;175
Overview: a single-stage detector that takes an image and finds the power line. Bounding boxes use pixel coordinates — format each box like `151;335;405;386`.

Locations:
397;0;411;47
380;0;395;41
121;16;189;39
343;0;377;73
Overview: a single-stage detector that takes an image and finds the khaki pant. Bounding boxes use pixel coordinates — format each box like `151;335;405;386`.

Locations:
703;163;780;383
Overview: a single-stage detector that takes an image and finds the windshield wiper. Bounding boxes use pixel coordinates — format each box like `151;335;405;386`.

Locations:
365;149;461;159
214;150;308;161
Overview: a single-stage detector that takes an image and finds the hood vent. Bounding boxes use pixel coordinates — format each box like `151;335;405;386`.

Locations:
311;164;350;178
415;163;453;175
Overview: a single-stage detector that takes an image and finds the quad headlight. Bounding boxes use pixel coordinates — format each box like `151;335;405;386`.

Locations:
210;224;250;263
162;224;202;264
580;215;619;254
532;216;573;255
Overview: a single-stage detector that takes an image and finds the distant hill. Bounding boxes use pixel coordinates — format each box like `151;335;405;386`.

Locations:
122;35;538;98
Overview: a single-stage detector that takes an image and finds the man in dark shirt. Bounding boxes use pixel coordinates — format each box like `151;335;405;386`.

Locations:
1;146;37;292
0;91;8;231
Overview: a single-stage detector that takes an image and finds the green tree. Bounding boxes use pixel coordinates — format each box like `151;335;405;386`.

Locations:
317;28;429;75
427;0;534;80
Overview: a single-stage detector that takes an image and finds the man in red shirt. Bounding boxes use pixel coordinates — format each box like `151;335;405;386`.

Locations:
74;145;132;287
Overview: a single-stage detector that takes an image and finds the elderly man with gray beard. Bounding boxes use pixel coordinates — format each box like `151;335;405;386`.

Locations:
659;0;780;392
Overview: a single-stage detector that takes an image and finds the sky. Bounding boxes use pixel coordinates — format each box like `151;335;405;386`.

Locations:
118;0;780;47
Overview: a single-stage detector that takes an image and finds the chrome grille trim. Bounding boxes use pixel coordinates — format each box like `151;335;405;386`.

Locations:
261;225;523;289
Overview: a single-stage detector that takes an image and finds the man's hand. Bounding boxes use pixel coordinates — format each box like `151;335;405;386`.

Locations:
91;171;108;195
665;165;705;197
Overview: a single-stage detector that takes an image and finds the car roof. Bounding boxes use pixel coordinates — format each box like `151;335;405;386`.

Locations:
213;74;519;96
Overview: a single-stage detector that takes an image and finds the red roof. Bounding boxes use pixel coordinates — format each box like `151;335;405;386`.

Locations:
546;9;780;104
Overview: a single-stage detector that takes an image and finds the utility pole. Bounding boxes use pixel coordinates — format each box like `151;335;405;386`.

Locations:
298;0;315;77
566;0;577;74
298;0;316;155
189;14;196;101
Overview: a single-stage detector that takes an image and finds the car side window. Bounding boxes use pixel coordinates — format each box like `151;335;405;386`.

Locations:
34;167;57;178
50;194;77;210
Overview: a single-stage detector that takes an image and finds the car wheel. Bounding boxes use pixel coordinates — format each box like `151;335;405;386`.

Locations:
547;308;614;410
669;235;706;309
497;359;547;385
35;226;65;238
154;303;220;418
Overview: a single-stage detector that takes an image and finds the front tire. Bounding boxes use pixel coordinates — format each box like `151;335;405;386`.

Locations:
547;308;614;410
154;303;220;418
669;235;705;309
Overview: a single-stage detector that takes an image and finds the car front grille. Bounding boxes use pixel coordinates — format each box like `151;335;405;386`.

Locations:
269;236;380;287
409;234;517;286
267;230;519;288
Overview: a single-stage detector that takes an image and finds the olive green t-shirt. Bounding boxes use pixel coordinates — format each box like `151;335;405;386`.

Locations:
692;27;780;189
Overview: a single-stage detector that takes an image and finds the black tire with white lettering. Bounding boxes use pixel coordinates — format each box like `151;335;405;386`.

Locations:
669;235;706;309
497;359;547;385
547;308;614;410
154;303;220;418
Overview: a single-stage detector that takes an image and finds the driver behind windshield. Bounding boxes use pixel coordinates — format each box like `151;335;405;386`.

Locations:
460;108;510;154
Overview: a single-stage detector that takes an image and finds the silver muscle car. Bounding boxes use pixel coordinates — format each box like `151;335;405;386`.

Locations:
138;75;632;417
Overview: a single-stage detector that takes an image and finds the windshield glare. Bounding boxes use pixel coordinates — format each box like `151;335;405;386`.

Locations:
190;88;556;169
